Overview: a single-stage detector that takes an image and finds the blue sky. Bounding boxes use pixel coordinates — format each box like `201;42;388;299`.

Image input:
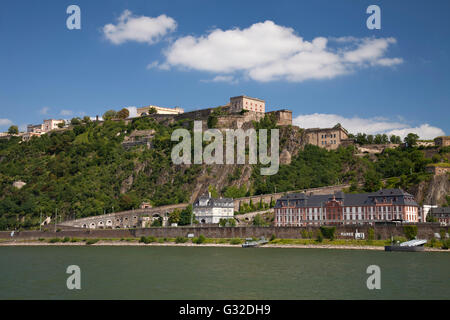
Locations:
1;0;449;138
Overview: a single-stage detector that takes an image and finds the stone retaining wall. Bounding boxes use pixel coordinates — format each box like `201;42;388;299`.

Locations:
1;223;444;241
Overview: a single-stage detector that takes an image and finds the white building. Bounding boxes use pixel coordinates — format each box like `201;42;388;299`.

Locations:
193;193;234;224
137;105;184;116
420;205;438;222
42;119;65;132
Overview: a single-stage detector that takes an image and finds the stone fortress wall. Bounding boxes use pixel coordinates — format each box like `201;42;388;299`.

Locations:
1;223;444;241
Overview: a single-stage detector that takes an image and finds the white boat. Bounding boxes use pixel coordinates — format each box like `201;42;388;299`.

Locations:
385;239;427;252
242;237;269;248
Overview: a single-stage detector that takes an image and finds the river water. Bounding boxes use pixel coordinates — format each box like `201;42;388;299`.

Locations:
0;246;448;299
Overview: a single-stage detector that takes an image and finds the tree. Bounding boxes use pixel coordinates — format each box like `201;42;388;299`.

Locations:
168;209;181;224
82;116;91;124
207;115;218;128
208;185;219;198
253;214;266;226
103;110;117;120
404;133;419;147
148;107;157;115
390;135;401;144
363;170;382;192
70;117;81;125
8;125;18;135
116;108;130;119
179;205;194;225
372;134;380;144
151;217;162;227
355;133;368;145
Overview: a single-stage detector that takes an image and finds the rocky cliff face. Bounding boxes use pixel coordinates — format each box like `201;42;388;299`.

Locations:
411;174;450;206
185;125;306;201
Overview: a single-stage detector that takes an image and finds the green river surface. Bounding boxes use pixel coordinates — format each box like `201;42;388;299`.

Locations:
0;246;448;299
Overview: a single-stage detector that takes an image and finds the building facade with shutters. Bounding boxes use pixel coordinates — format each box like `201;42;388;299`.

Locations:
274;189;419;226
229;95;266;113
193;193;234;224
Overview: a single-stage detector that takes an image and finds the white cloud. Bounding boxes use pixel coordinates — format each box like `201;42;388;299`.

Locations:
146;61;160;69
60;110;74;117
387;124;445;140
0;118;13;129
103;10;177;45
201;75;238;84
162;20;403;82
39;107;50;115
293;113;445;140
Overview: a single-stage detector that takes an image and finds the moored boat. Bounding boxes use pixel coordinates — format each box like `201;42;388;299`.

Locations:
242;237;269;248
385;239;427;252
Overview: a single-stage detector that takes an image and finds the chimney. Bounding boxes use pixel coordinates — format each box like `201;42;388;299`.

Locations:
96;115;99;121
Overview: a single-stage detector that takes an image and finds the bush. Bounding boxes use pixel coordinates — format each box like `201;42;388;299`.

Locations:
270;234;276;242
316;230;323;243
368;228;375;241
193;234;206;244
70;238;79;243
300;229;308;239
230;238;242;245
62;237;70;243
86;239;99;245
38;238;45;242
139;236;156;244
403;225;418;240
442;239;449;250
48;238;60;243
175;236;187;243
207;115;218;128
320;226;336;240
430;237;437;248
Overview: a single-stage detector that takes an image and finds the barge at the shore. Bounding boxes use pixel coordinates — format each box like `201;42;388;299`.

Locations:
385;239;427;252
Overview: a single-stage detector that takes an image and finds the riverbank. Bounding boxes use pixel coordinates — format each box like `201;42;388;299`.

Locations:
0;239;448;252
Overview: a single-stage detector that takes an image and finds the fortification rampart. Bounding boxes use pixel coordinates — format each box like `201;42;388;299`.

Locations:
59;203;188;229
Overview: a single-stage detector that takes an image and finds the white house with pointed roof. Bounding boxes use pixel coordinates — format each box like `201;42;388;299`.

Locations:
193;193;234;224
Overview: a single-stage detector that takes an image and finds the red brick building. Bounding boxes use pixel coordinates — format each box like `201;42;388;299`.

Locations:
274;189;419;226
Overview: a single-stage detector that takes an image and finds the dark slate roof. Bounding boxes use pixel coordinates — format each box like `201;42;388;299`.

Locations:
275;189;418;208
194;194;234;208
430;207;450;215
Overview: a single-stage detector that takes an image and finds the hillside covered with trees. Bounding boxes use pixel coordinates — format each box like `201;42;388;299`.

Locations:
0;115;448;230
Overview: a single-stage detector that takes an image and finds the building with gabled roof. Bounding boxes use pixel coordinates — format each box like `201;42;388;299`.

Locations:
429;207;450;226
193;193;234;224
